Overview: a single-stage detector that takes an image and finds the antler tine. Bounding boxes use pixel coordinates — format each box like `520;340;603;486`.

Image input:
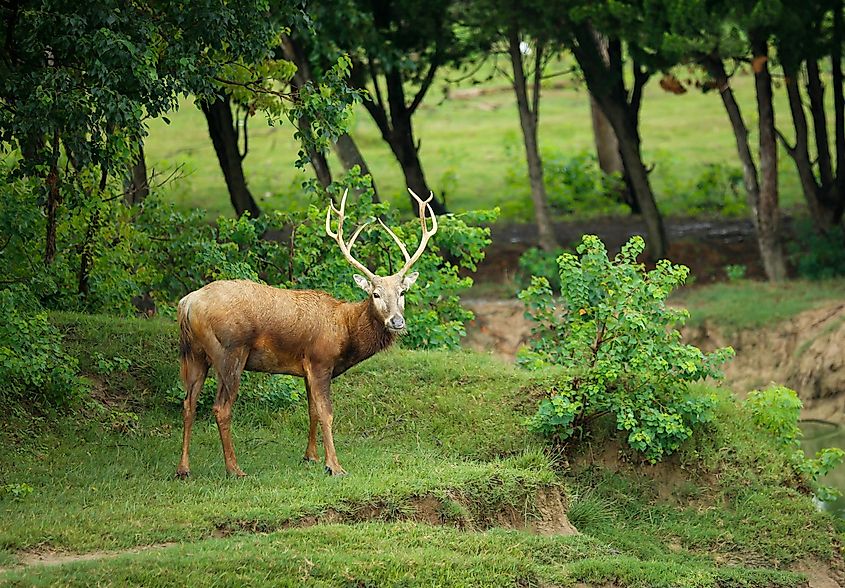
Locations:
398;189;439;275
377;218;412;265
325;189;377;280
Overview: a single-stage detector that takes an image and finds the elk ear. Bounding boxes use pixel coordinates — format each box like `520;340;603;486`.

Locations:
402;272;419;290
353;274;372;293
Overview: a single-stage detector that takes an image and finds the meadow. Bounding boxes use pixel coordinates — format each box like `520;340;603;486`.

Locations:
144;64;810;220
2;298;844;586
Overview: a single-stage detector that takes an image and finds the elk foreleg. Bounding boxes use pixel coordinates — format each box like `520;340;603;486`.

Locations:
303;379;320;464
212;348;249;477
306;366;346;476
176;354;209;479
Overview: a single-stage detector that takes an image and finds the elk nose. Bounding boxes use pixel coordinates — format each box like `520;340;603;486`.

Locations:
388;315;405;330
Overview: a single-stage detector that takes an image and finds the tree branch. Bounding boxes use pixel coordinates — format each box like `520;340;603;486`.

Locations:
408;55;440;115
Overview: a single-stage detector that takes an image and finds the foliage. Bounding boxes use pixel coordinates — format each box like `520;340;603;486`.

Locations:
544;152;627;216
724;264;747;281
659;162;746;217
1;156;492;350
788;222;845;280
519;235;734;461
517;246;567;293
0;286;87;407
745;386;845;501
164;373;303;412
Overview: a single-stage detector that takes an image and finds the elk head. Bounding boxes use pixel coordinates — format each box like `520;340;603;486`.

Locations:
326;188;438;333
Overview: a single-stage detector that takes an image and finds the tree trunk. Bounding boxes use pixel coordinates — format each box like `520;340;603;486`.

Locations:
704;58;762;227
333;133;380;202
200;95;261;218
124;143;149;206
570;24;666;259
603;99;667;259
383;67;447;216
782;69;832;228
507;29;558;252
752;38;787;281
832;2;845;225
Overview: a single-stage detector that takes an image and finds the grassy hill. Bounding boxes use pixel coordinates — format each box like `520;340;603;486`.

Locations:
1;312;842;586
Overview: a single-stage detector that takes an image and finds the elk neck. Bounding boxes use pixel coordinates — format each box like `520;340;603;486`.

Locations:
342;296;397;364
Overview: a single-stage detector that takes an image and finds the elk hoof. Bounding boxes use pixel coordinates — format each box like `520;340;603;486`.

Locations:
325;465;347;477
226;467;247;478
175;469;190;480
303;456;320;465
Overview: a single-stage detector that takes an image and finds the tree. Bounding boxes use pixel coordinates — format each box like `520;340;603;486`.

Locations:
317;0;471;215
463;0;560;251
556;3;669;259
280;32;380;201
655;0;789;280
774;0;845;231
0;0;284;261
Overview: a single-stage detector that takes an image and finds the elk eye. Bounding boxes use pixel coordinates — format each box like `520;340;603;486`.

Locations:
399;291;405;297
373;292;381;299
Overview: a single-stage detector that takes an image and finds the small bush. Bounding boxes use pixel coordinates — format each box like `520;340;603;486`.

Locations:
659;161;746;217
516;247;567;293
518;235;734;462
745;385;844;501
788;221;845;280
0;286;87;406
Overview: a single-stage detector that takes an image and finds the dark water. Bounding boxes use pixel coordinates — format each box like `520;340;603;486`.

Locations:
800;420;845;517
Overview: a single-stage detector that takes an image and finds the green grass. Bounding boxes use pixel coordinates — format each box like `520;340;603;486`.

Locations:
674;278;845;330
1;312;840;586
143;64;815;220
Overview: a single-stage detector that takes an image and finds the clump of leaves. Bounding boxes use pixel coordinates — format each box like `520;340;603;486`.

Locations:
0;285;88;407
518;235;734;462
745;386;844;501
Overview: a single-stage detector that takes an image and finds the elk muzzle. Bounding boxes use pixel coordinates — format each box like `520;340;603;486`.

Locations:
387;314;406;331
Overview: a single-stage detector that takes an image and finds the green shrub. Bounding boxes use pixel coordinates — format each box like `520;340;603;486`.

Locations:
745;385;844;501
543;151;626;216
788;221;845;280
659;161;746;217
516;246;567;293
518;235;734;462
0;161;495;351
0;286;87;406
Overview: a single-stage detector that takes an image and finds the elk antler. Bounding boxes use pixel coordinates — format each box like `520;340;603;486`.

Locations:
326;189;377;281
377;189;439;276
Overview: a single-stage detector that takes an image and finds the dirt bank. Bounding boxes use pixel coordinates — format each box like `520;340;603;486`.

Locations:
462;298;845;422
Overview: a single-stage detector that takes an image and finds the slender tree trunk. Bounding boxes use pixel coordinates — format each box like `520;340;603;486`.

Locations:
507;29;557;251
124;142;149;206
806;61;834;189
832;2;845;224
752;37;787;281
704;58;762;227
201;95;261;218
782;68;830;228
333;133;380;201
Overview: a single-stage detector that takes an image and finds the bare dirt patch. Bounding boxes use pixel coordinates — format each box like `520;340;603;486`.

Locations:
214;488;578;538
1;543;176;573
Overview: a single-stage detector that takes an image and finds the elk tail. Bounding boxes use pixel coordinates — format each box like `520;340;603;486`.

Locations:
177;293;194;361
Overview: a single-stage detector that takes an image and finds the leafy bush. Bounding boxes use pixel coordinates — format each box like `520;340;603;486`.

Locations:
518;235;734;462
0;163;494;351
659;161;746;217
788;221;845;280
745;386;844;501
0;286;87;406
516;247;567;294
165;373;303;412
543;151;626;216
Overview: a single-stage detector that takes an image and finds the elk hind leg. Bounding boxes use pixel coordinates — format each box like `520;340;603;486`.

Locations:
303;379;320;464
213;348;249;477
176;354;209;479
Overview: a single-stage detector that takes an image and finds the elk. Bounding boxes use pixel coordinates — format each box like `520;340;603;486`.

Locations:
175;189;438;477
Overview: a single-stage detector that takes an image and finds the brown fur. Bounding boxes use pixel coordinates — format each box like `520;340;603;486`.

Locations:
175;279;399;478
